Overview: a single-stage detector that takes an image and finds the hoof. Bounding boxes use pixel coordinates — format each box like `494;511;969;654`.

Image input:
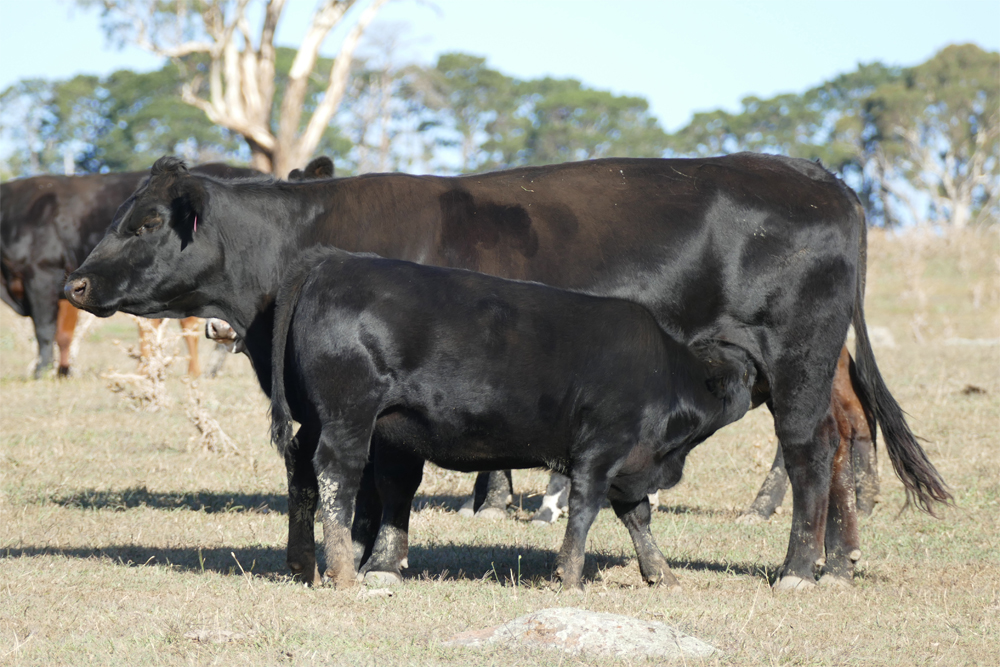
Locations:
818;573;853;588
735;512;767;525
457;497;475;518
324;568;360;588
474;507;507;520
530;507;557;525
57;366;71;377
558;582;585;594
289;563;322;587
364;570;403;587
773;575;816;592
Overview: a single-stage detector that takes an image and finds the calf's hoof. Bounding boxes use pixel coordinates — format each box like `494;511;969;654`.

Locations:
475;507;507;520
773;575;816;592
363;570;404;587
57;366;71;377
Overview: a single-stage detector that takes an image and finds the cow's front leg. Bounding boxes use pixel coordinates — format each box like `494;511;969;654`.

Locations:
554;469;610;592
315;422;372;588
55;300;79;376
359;443;424;585
609;496;680;590
284;425;321;585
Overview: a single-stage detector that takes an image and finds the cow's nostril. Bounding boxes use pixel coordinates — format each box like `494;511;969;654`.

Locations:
66;277;89;303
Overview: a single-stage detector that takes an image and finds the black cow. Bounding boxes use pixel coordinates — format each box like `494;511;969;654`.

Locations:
0;163;255;376
267;247;756;589
65;154;950;591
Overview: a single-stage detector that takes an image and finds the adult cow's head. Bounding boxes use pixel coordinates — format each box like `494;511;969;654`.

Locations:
64;157;216;319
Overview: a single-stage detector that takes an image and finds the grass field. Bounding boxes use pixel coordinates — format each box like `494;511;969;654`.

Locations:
1;229;998;666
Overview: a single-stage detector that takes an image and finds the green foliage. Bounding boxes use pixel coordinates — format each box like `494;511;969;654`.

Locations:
411;53;671;173
1;59;246;175
666;44;999;227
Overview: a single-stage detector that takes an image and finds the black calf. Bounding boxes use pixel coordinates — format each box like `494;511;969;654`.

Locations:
270;247;756;589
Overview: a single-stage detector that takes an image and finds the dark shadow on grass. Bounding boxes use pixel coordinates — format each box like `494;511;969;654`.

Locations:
654;504;734;518
48;486;287;515
3;544;289;578
2;542;634;585
413;492;546;514
666;557;781;584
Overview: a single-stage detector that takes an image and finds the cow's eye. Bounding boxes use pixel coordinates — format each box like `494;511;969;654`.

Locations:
135;218;162;235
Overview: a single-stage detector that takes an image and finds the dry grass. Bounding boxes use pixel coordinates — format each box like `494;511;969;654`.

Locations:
1;229;998;666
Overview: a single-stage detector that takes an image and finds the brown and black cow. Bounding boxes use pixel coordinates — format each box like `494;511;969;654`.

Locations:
1;164;255;377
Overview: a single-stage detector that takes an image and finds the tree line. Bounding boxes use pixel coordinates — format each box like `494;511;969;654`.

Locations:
1;2;996;229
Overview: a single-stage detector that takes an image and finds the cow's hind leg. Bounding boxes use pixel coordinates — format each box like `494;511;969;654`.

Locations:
609;497;680;590
773;404;840;591
314;421;372;588
819;425;860;587
26;274;62;378
284;424;322;585
844;352;879;515
460;470;512;518
531;471;570;524
359;444;424;585
738;443;788;524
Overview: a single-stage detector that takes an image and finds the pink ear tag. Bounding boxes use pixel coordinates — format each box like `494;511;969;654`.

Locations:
193;215;198;233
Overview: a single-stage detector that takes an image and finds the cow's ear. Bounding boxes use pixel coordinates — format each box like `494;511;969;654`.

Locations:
288;168;304;181
151;155;189;176
305;156;334;179
171;175;208;244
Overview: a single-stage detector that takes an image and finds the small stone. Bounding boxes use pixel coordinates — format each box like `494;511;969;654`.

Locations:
443;607;716;659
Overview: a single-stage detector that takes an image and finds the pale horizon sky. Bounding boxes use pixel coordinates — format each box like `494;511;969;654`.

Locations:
0;0;997;134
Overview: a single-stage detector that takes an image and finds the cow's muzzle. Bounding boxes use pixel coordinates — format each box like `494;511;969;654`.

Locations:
64;276;90;308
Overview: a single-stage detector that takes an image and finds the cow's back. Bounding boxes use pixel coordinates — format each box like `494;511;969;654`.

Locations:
310;153;862;363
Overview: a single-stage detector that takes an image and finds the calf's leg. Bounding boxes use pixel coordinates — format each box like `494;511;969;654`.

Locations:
359;444;424;585
610;497;679;590
284;424;322;585
554;468;611;592
314;421;372;587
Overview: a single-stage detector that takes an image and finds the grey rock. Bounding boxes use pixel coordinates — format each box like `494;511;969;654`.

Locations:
444;607;717;659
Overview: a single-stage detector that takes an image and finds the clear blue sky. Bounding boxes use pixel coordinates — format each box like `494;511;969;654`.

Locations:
0;0;997;132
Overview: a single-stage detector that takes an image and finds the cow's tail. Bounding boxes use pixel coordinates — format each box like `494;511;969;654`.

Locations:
270;254;321;456
850;213;952;514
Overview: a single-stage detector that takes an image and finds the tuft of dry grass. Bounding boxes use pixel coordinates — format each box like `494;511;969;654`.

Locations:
1;229;998;666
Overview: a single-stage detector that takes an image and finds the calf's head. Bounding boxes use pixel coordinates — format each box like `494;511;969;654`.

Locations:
64;157;218;319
